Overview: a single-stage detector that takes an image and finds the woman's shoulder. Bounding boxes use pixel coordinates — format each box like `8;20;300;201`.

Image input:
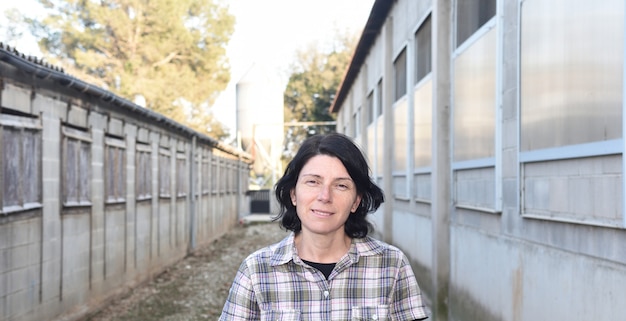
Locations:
243;232;295;266
355;236;410;261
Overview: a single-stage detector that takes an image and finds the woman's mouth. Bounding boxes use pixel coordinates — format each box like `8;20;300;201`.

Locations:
311;209;332;216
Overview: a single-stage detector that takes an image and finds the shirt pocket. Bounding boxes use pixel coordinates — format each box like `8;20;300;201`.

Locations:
350;305;389;321
260;309;301;321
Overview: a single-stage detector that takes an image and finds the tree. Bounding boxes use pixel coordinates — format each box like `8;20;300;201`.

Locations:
21;0;234;140
1;8;26;46
282;30;358;160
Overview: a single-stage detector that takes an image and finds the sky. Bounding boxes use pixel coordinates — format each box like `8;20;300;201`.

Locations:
214;0;375;133
0;0;375;133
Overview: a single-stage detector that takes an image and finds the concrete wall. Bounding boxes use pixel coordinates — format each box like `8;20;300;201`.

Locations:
0;52;250;321
333;0;626;320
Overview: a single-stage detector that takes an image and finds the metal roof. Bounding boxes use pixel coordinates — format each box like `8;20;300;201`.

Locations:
329;0;394;113
0;42;252;161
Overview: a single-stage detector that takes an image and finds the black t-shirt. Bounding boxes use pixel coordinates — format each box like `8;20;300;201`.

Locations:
302;259;336;280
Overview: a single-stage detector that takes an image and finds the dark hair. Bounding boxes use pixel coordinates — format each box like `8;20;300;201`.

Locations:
274;133;384;238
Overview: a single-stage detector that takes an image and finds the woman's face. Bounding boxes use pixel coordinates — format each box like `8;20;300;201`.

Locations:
290;155;361;238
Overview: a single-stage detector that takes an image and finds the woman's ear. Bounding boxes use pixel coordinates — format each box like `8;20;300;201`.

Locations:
290;188;296;206
351;195;362;213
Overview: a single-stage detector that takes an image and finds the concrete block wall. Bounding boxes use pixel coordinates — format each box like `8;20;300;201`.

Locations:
522;155;622;226
449;224;626;321
332;0;626;320
455;167;496;210
0;55;251;321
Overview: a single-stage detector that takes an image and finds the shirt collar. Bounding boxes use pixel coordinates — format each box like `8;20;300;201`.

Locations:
269;232;387;267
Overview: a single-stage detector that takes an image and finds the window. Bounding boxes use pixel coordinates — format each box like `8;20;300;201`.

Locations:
105;136;126;204
520;0;623;151
452;9;498;212
413;80;433;202
414;81;433;168
136;142;152;201
1;113;42;213
394;48;407;101
367;91;374;125
372;79;384;178
159;148;171;198
453;27;497;162
518;0;624;227
393;100;408;172
366;90;376;173
62;126;91;206
354;106;361;137
223;159;230;194
219;159;226;193
211;155;218;194
227;159;235;193
415;15;432;83
456;0;496;47
176;152;187;197
201;152;211;195
376;79;383;117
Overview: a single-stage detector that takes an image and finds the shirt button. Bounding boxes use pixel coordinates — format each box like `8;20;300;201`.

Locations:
372;314;378;320
323;290;330;298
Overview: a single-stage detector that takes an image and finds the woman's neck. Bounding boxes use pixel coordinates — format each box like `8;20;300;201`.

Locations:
295;231;351;263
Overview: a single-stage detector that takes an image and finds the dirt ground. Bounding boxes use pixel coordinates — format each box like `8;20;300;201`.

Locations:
84;222;288;321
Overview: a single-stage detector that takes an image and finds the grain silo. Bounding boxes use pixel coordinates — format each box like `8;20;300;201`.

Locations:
236;63;284;188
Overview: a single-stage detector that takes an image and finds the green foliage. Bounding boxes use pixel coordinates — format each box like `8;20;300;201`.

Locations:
22;0;234;140
282;31;358;161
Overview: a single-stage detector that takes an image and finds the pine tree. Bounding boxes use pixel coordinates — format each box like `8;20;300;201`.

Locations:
24;0;234;139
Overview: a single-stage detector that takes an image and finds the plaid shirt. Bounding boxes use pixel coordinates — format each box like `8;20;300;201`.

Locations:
219;232;428;321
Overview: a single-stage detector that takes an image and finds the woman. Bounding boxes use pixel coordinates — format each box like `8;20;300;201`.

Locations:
220;133;428;320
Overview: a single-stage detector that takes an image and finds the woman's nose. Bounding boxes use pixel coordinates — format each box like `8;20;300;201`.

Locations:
317;184;331;202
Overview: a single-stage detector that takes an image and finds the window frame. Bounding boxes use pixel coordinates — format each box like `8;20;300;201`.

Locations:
366;91;374;125
61;124;92;208
135;141;153;201
0;113;43;214
104;135;126;204
176;151;187;198
201;150;211;195
517;0;625;228
451;0;501;213
158;147;172;199
415;14;433;84
211;153;218;195
393;48;407;102
455;0;497;48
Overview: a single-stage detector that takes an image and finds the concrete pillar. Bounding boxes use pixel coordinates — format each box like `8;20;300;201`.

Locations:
431;0;452;319
382;15;395;244
189;135;197;251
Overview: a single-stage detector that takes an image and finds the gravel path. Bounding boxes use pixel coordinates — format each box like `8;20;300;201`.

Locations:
85;222;288;321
